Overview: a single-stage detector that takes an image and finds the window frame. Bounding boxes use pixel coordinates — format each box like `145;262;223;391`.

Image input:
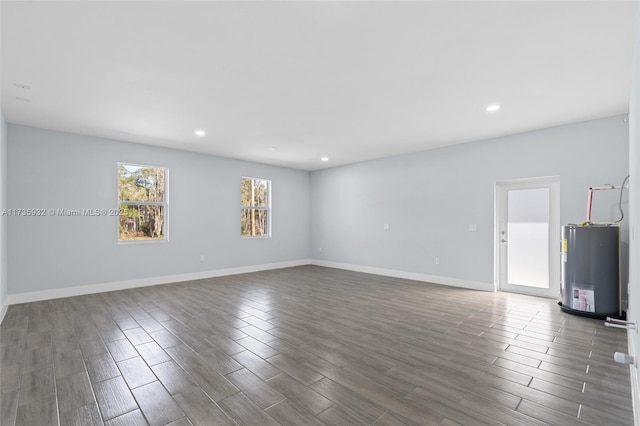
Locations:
117;162;169;244
241;176;272;239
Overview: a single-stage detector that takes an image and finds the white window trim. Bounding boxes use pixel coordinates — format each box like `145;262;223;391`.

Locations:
241;176;272;239
117;162;169;244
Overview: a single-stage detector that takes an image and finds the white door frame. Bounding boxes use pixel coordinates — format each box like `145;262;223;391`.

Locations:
495;176;561;298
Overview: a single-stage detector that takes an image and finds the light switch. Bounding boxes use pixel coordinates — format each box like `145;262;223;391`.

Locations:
468;224;477;232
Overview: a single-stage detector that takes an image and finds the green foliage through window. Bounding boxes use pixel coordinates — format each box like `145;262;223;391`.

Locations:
241;177;270;237
118;164;167;241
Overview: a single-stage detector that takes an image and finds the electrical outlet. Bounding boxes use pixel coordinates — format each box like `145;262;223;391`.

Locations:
199;255;205;261
383;223;390;231
435;257;440;265
319;247;323;253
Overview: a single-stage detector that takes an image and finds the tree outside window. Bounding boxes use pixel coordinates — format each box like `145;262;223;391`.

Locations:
118;163;167;242
241;177;270;237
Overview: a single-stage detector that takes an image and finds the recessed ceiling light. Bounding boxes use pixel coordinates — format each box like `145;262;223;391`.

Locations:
321;157;329;162
270;146;278;151
486;104;500;112
195;130;206;136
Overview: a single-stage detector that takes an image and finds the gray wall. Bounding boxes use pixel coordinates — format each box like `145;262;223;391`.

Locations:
5;115;630;297
0;113;7;311
7;125;310;295
310;115;629;286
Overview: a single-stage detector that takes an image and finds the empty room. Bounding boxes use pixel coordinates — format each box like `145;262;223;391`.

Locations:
1;1;640;425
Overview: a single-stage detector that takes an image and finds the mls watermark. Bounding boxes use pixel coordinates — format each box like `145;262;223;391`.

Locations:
1;208;126;217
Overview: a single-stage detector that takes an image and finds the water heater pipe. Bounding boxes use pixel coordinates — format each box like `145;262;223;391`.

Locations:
585;184;627;224
587;189;593;223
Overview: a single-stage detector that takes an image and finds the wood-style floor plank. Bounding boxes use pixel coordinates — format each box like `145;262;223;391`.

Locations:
225;367;286;409
0;265;633;425
131;381;185;426
172;386;235;426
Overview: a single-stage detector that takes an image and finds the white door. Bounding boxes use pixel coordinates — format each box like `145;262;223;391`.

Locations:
496;177;560;298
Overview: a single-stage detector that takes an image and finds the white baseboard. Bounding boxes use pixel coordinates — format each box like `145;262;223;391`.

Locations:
7;259;311;305
310;259;495;292
6;259;494;306
627;329;640;426
0;303;7;324
631;366;640;426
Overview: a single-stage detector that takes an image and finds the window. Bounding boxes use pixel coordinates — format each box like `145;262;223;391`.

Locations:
118;163;167;242
241;177;270;237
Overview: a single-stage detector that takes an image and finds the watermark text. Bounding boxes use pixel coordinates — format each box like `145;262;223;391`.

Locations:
1;208;127;217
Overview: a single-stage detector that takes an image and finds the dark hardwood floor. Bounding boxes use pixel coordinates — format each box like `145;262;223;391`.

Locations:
0;265;633;425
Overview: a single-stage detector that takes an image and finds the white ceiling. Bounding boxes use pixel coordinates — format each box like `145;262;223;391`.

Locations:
1;1;637;171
